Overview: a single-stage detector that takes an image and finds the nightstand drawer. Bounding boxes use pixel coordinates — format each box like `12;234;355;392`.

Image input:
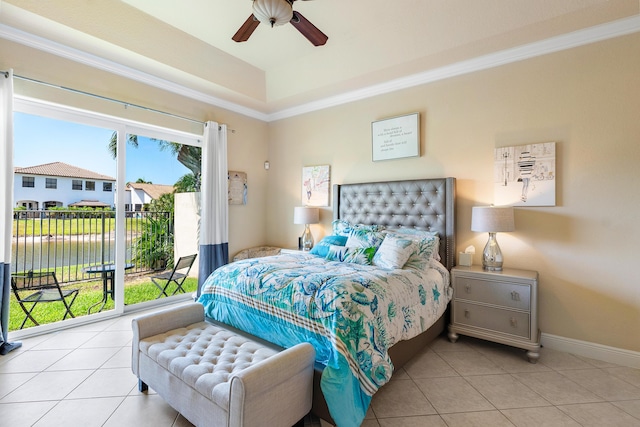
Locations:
453;301;531;339
454;277;530;310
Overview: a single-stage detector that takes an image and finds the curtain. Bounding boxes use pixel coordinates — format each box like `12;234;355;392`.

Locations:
0;70;20;355
197;121;228;296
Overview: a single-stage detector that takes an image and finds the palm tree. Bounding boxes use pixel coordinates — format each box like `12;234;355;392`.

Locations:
108;132;138;158
108;132;202;190
174;173;198;193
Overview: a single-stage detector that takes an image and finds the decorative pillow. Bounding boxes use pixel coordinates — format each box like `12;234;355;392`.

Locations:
345;228;386;250
386;227;438;238
386;228;441;262
332;219;385;237
372;235;418;269
404;235;440;270
325;245;376;265
309;235;348;257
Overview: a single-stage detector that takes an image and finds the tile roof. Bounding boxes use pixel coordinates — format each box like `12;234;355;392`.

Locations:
14;162;115;181
126;182;174;199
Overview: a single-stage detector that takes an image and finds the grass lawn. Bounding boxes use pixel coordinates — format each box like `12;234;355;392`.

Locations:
8;276;198;332
13;217;146;236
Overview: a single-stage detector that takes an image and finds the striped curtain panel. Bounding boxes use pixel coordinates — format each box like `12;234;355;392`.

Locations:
197;121;229;296
0;70;21;355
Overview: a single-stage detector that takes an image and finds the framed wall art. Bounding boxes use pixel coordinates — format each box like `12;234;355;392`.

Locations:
302;165;330;207
228;171;247;205
371;112;420;161
494;142;556;207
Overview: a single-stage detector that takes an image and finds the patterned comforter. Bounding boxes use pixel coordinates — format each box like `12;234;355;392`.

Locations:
198;252;452;427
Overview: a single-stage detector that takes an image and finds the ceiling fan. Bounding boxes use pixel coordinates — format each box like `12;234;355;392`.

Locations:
232;0;328;46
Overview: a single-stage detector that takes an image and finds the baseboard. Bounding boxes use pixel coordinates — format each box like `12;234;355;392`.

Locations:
541;333;640;369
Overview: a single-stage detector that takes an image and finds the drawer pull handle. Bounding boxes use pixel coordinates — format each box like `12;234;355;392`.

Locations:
464;309;470;319
465;284;471;293
511;291;520;301
510;317;518;328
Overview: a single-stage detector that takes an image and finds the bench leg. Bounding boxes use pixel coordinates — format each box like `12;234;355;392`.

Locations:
138;379;148;393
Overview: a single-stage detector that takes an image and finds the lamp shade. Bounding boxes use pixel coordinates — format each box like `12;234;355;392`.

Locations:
252;0;293;27
471;206;515;232
293;206;319;225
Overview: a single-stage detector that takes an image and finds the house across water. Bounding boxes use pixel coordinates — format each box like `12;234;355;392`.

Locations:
14;162;115;210
14;162;175;211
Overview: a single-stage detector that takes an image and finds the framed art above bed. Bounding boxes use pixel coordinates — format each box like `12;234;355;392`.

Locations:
371;113;420;162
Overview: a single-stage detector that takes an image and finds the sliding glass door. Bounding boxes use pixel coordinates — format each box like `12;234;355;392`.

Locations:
8;97;202;337
11;111;119;331
123;133;200;307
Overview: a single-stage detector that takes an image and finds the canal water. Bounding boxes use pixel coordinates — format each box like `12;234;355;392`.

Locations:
11;237;127;278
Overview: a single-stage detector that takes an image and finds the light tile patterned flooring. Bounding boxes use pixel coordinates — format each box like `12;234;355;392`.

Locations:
1;302;639;426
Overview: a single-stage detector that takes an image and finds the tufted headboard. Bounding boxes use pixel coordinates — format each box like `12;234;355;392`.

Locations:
332;177;456;270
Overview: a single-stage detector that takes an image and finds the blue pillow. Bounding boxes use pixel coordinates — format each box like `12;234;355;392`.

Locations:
310;235;348;257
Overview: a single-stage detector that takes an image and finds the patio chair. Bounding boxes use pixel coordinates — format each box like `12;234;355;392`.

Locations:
11;271;79;329
151;254;197;298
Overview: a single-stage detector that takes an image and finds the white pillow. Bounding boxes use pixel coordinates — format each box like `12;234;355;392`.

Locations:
372;235;417;269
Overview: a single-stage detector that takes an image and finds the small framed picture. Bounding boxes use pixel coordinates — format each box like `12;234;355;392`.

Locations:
302;165;330;206
494;142;556;206
372;112;420;161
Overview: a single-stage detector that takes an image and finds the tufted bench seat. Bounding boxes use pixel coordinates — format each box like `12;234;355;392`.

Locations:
232;246;282;262
132;302;315;427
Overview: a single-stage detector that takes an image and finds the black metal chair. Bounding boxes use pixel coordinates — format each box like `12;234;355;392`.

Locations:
10;271;79;329
151;254;197;298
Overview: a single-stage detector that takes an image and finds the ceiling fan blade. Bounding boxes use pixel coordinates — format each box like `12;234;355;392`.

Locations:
290;11;328;46
232;14;260;42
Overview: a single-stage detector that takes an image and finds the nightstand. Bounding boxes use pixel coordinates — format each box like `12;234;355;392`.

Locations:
448;265;540;363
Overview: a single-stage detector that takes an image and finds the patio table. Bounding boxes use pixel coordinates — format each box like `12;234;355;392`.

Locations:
84;263;134;314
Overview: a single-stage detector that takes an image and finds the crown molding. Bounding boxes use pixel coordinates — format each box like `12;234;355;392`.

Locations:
2;15;639;123
267;15;640;121
0;23;270;122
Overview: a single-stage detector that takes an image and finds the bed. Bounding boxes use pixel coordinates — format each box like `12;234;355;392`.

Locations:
198;177;456;427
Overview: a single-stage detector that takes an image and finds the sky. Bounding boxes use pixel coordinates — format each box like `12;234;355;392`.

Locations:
13;112;191;185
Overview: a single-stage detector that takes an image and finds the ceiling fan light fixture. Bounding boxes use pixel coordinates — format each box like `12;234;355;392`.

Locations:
252;0;293;27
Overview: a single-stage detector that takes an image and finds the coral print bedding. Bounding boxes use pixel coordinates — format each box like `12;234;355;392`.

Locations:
198;238;452;427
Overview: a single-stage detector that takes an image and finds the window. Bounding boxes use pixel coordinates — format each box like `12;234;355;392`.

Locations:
13;101;201;319
46;178;57;189
22;176;35;188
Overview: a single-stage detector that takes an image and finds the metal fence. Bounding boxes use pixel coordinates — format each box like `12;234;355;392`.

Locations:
11;209;174;284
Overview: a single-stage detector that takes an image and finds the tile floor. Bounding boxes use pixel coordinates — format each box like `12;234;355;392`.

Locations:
1;303;639;427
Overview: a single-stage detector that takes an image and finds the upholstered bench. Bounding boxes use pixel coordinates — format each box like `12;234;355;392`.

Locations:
232;246;282;262
131;303;315;427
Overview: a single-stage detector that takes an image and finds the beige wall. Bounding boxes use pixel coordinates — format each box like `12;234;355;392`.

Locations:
265;33;640;353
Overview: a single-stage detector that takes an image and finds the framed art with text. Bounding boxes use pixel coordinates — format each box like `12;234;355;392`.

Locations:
371;112;420;161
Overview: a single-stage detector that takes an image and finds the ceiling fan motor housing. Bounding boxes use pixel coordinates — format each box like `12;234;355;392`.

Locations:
252;0;293;27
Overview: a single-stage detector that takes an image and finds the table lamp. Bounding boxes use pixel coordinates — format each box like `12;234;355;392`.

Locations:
471;206;515;271
293;206;319;251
